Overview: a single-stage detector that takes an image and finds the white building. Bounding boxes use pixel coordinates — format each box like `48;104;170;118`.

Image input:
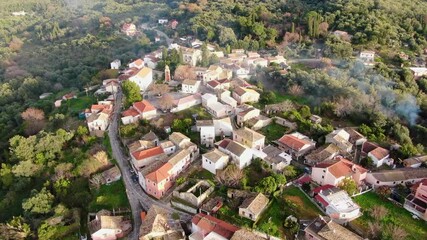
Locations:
217;139;253;169
87;112;110;132
313;186;361;224
359;51;375;65
366;168;427;188
182;79;201;94
128;59;144;69
196;120;216;148
129;67;153;92
158;19;168;24
213;117;233;137
110;59;121;69
202;149;229;174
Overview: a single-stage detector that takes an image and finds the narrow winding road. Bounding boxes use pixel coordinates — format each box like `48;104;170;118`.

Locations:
108;87;191;240
141;23;173;46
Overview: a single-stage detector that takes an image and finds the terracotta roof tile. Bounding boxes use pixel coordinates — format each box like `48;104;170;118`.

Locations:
133;100;156;113
278;135;311;151
145;163;172;183
131;146;164;161
122;108;139;117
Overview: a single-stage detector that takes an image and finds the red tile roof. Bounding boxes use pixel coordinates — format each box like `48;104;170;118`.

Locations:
315;195;329;207
131;146;164;161
122;108;139;117
278;135;311;151
218;139;231;149
145;163;171;183
315;157;367;179
370;147;389;160
207;80;220;88
131;59;144;67
313;184;335;194
191;213;239;238
133;100;156;113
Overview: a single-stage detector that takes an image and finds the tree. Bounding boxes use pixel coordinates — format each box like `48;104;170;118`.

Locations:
283;165;297;178
21;108;46;135
255;176;277;194
260;91;277;104
377;186;392;199
218;26;237;45
273;173;287;186
150;84;169;97
174;65;197;81
12;161;42;177
76;125;89;136
122;80;142;108
0;216;31;240
299;105;311;119
159;94;175;111
338;178;358;195
22;187;54;215
215;164;244;187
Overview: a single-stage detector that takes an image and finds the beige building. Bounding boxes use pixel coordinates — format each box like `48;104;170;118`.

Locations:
233;127;265;150
238;193;269;221
232;86;260;104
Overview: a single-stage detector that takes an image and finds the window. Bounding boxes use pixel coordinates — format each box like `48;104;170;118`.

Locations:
377;181;379;184
323;170;326;173
322;176;324;179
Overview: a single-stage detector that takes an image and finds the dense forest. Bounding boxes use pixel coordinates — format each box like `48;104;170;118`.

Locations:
0;0;427;239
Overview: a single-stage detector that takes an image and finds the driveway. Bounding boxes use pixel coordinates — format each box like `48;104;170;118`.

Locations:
109;87;192;239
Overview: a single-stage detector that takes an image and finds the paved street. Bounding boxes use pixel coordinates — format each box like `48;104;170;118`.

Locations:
108;87;192;240
141;23;173;46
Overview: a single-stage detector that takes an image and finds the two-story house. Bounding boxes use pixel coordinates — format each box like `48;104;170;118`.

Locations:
217;139;253;169
404;179;427;221
202;149;230;174
232;86;260;104
277;132;316;157
128;67;153;92
181;79;201;94
233;127;265;151
311;157;367;187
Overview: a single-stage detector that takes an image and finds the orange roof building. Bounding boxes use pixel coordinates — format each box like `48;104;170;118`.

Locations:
311;157;368;187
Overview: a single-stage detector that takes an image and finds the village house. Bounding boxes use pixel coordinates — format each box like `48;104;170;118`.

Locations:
305;144;340;166
232;65;251;79
359;50;376;65
332;30;352;41
202;149;230;174
218;90;237;108
170;19;178;29
344;127;367;146
361;142;392;167
404;179;427;221
103;79;119;93
213;117;234;137
277;132;316;157
100;165;122;185
238;193;269;221
236;106;260;127
262;145;292;172
62;92;76;101
202;93;234;118
227;52;248;64
131;146;166;170
110;59;121;69
171;94;202;112
325;129;353;153
246;115;272;131
127;140;155;154
121;100;157;125
139;205;185;240
87;112;110;136
310;115;322;124
233;127;265;151
144;49;163;69
304;216;364;240
312;185;361;223
267;55;287;66
160;140;176;155
207;79;231;91
158;19;168;24
182;79;201;94
403;155;427;168
190;213;240;240
181;47;202;66
12;11;26;16
128;67;153;92
217;139;253;169
366;168;427;188
89;210;132;240
196;120;215;148
129;59;145;69
311;157;368;187
409;67;427;77
121;23;137;36
211;51;225;58
232;86;260;104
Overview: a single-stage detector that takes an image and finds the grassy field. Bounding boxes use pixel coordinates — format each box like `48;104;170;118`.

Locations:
352;192;427;240
189;168;215;181
89;181;130;211
282;186;322;219
66;95;97;113
261;123;288;142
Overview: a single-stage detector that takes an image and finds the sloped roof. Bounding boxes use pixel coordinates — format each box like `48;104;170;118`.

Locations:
369;168;427;182
122;108;139;117
167;149;191;166
369;146;389;160
134;67;152;78
139;205;183;237
239;193;269;216
226;141;249;157
133;100;156;113
231;229;266;240
203;149;228;163
169;132;190;146
191;213;239;239
278;134;312;151
234;127;265;142
142;131;159;141
306;216;363;240
315;157;367;178
182;79;199;86
145;163;172;183
131;146;164;161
